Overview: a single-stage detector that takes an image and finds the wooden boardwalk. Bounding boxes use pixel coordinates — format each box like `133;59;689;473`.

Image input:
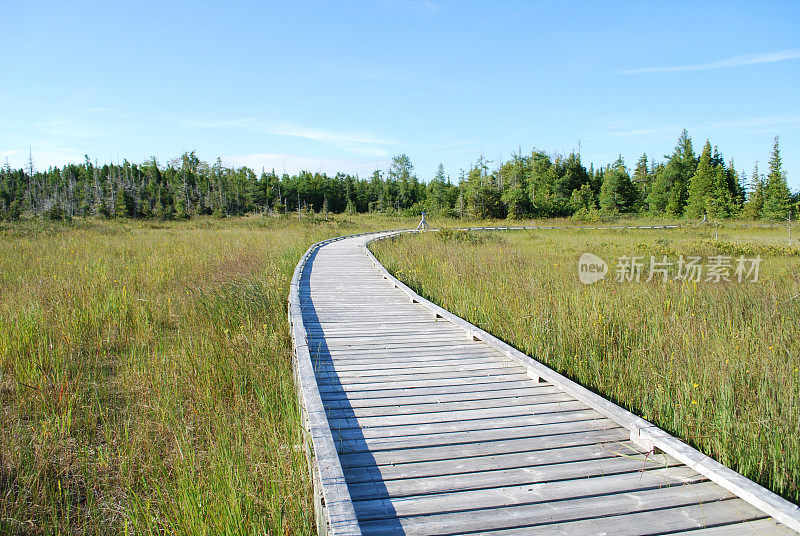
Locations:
290;231;800;535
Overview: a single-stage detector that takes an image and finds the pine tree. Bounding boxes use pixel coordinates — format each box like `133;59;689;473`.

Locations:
568;183;597;215
503;182;529;219
599;156;636;213
647;130;695;215
686;141;712;218
742;163;764;219
115;185;133;218
554;152;589;203
526;151;558;217
669;131;694;215
463;157;503;218
762;137;791;220
632;153;650;201
708;163;733;218
726;160;746;210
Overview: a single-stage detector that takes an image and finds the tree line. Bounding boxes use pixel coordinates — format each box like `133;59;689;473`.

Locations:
0;131;796;222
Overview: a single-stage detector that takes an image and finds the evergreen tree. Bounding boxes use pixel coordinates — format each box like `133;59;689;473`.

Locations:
0;135;787;222
742;163;764;220
463;156;503;219
647;130;695;216
502;183;529;219
526;150;559;216
568;183;597;214
762;136;791;220
115;185;134;218
554;152;589;203
632;153;650;209
708;162;734;218
498;153;530;218
426;163;458;215
686;141;714;219
599;157;636;213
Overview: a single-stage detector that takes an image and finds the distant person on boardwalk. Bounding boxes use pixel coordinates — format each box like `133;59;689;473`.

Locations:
417;211;429;231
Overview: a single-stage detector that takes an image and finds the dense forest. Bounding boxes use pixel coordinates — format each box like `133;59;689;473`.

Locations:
1;131;796;222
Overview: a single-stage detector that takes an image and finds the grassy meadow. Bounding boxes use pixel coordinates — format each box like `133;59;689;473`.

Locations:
0;214;420;535
3;214;799;536
372;222;800;504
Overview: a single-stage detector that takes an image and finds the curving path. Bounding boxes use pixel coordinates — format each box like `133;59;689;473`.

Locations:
289;230;799;536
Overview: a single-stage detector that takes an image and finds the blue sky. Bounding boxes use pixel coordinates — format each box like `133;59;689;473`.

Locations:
2;1;799;188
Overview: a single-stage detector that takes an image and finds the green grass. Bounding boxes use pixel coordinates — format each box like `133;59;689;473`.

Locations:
0;213;420;535
372;222;800;504
4;214;798;534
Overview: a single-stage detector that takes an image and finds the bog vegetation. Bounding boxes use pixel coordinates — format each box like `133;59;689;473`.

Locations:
1;135;798;532
1;132;796;223
0;214;416;535
372;224;800;504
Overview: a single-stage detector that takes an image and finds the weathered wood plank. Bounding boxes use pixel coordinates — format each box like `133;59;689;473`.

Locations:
353;465;706;521
361;482;736;536
317;363;525;382
320;381;554;401
335;417;619;454
312;343;484;354
317;355;501;370
442;500;771;536
666;518;796;535
322;384;560;405
345;450;675;497
329;409;605;440
306;327;465;339
307;331;464;340
317;373;534;394
338;427;631;468
327;399;590;429
325;392;574;418
311;346;499;361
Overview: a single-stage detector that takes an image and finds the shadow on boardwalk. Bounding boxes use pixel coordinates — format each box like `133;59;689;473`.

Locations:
300;247;403;534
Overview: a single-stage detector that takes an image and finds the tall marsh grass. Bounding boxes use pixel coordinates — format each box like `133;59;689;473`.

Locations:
372;224;800;504
0;215;413;535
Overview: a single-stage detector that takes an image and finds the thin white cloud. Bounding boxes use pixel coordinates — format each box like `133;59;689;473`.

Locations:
33;108;397;159
223;153;388;176
318;61;468;92
620;48;800;74
606;115;800;139
376;0;441;14
706;116;800;132
3;147;85;171
266;123;394;147
263;123;394;157
606;126;681;139
35;118;108;139
179;118;256;129
182;117;397;157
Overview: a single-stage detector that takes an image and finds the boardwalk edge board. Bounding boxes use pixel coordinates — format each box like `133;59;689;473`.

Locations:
289;226;800;534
